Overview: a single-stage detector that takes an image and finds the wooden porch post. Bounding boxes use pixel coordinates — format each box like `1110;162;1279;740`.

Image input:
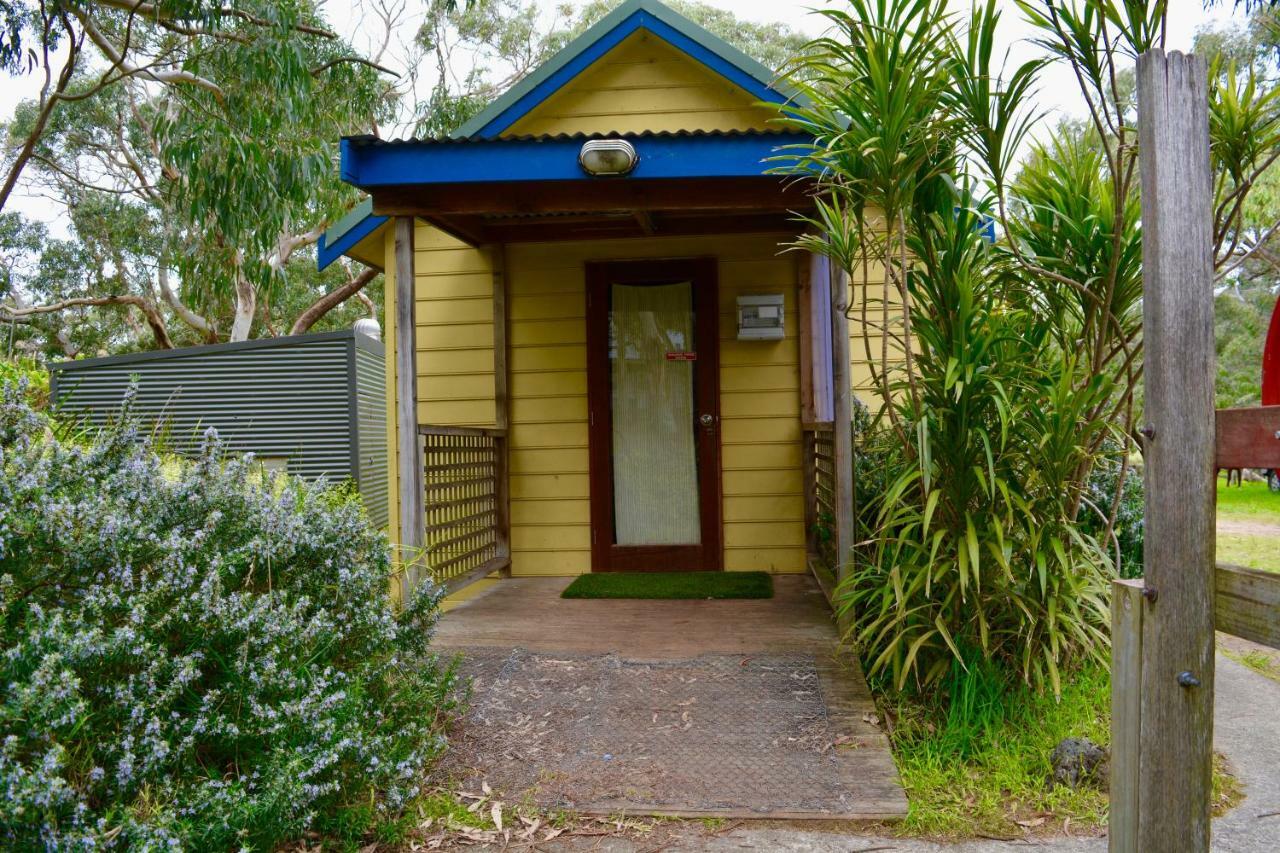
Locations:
799;252;817;425
394;216;425;592
829;262;855;590
1125;49;1215;853
491;246;512;576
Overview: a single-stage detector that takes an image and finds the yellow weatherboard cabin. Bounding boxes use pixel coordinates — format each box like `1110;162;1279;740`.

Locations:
318;0;888;597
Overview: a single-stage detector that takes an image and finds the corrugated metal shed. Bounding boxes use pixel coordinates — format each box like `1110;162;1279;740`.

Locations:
50;330;388;528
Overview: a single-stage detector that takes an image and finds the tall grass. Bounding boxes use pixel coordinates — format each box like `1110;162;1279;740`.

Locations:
886;662;1111;837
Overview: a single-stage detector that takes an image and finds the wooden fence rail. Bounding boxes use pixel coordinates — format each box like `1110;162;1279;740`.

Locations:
1215;563;1280;650
1111;403;1280;853
419;424;511;593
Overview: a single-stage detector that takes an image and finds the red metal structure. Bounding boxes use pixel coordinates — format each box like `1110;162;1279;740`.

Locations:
1264;299;1280;490
1264;297;1280;406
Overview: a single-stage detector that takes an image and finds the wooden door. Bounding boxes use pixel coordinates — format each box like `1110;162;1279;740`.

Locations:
586;258;722;572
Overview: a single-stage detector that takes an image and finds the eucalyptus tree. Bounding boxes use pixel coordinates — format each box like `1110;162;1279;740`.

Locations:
777;0;1280;693
0;1;394;348
0;2;389;215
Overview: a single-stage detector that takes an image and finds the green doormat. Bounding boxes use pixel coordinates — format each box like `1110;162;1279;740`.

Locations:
561;571;773;600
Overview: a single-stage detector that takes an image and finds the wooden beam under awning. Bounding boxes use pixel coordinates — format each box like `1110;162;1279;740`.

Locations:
370;176;810;218
381;177;813;246
432;211;800;245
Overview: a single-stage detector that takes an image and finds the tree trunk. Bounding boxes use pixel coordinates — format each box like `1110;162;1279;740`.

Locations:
229;272;256;342
54;327;79;358
289;266;379;336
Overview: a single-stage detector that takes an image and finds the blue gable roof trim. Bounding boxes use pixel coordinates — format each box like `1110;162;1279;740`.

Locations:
339;131;807;189
317;211;386;271
452;0;804;140
318;0;808;270
317;196;388;271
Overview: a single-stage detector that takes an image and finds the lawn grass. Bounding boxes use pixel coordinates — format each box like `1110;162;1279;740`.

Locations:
561;571;773;600
1217;479;1280;523
1217;479;1280;573
1217;532;1280;572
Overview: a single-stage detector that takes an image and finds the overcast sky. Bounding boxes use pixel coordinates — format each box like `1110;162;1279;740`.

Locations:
1;0;1247;231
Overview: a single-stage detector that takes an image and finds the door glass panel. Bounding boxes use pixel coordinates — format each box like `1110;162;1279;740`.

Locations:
609;281;701;545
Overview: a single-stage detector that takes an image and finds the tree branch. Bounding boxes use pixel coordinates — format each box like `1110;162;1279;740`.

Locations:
157;264;217;342
73;7;226;101
268;224;325;271
2;294;174;349
0;15;79;213
94;0;339;40
289;266;379;335
311;55;399;78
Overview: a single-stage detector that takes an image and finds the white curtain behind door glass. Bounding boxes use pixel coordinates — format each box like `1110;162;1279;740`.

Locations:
610;281;701;545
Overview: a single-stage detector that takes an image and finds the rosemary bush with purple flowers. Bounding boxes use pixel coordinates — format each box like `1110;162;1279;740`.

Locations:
0;381;457;849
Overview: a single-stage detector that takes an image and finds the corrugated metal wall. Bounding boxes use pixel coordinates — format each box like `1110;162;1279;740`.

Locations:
353;335;389;528
51;330;388;528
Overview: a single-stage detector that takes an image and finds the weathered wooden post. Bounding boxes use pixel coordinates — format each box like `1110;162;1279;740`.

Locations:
394;216;426;594
829;262;855;590
1109;578;1145;853
1110;49;1217;853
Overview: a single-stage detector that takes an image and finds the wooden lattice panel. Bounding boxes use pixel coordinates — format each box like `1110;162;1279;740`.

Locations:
421;426;508;588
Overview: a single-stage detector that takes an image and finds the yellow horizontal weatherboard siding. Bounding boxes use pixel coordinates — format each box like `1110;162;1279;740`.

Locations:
503;233;806;575
382;224;900;579
505;29;778;136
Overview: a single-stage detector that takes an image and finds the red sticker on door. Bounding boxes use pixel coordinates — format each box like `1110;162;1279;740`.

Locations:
665;351;697;361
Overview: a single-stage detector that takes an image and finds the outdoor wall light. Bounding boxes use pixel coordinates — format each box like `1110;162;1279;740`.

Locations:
579;139;638;176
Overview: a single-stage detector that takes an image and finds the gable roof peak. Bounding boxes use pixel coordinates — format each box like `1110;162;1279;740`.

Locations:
451;0;804;140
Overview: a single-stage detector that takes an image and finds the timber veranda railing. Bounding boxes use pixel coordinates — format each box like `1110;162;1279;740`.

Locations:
417;424;511;593
802;420;841;599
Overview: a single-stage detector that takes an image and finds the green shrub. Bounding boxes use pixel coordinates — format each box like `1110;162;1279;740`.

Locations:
887;661;1111;837
0;380;458;849
1079;444;1145;579
0;358;48;409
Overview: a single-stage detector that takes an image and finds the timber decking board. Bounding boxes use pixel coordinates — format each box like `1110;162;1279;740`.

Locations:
433;575;907;820
435;575;839;657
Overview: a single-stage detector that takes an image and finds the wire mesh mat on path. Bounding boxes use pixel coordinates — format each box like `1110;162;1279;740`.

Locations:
432;647;904;819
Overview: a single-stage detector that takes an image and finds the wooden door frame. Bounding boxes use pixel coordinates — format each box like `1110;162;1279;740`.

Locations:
585;257;723;573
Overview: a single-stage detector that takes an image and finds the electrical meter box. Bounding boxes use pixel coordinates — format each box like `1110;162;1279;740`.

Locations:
736;294;785;341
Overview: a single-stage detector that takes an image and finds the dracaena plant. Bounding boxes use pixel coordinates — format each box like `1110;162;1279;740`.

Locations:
840;205;1113;695
776;0;1279;694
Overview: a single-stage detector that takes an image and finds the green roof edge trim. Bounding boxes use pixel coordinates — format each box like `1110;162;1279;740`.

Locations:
325;197;376;245
450;0;809;140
